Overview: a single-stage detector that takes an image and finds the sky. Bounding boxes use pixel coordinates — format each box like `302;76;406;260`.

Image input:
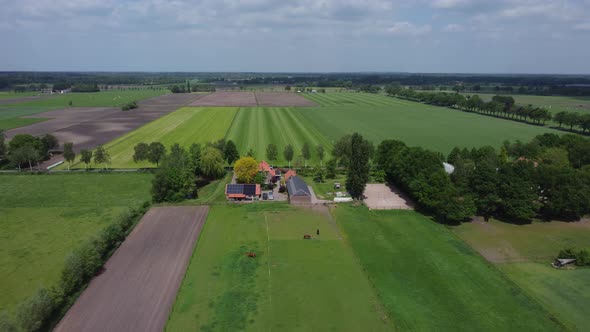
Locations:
1;0;590;74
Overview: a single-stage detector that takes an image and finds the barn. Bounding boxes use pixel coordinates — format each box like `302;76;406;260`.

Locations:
286;175;312;204
225;184;261;200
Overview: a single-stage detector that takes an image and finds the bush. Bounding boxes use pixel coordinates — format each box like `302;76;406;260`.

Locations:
121;101;138;111
0;311;17;332
15;288;57;332
557;248;590;266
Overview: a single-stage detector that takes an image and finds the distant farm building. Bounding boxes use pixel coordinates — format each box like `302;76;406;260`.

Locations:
286;175;312;204
225;184;261;200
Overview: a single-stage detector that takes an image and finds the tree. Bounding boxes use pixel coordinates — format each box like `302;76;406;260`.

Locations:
63;142;76;170
254;172;267;185
246;148;255;158
346;133;372;200
266;144;278;163
234;156;259;183
93;145;110;169
301;142;311;167
326;158;337;179
188;143;202;175
313;166;325;183
283;144;294;167
11;144;40;171
15;288;56;332
148;142;166;166
80;149;93;169
151;144;197;202
201;147;225;179
554;111;567;128
132;142;150;163
285;85;291;91
223;140;240;165
563;112;580;130
316;145;325;166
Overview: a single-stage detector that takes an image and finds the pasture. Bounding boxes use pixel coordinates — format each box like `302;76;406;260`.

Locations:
0;91;39;99
452;218;590;330
299;93;562;155
166;204;390;331
7;89;168;108
335;206;563;331
0;106;58;130
101;107;237;168
225;107;333;165
0;173;152;312
468;93;590;115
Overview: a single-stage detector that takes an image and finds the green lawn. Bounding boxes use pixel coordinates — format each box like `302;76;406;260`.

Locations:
0;173;152;312
302;174;347;200
167;204;391;331
225;107;333;165
72;107;238;168
300;93;562;155
6;89;168;108
335;205;564;331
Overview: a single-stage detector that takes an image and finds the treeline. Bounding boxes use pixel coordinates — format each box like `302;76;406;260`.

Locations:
169;81;215;93
0;72;198;90
0;202;150;331
375;133;590;224
388;87;590;133
0;132;59;171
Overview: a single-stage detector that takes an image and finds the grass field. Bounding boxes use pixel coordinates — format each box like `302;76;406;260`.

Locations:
225;107;333;165
0;105;58;130
166;204;391;331
303;174;347;200
299;93;562;155
83;107;237;168
467;93;590;115
0;91;39;99
7;89;168;108
0;173;152;312
335;205;564;331
452;218;590;330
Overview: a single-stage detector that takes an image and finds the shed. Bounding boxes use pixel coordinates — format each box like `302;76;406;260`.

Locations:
286;175;312;204
552;258;576;268
225;184;261;200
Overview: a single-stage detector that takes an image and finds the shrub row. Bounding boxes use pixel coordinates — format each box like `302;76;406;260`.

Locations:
1;201;150;332
121;100;138;111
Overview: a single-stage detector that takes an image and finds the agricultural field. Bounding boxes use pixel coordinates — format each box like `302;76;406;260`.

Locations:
6;89;168;108
0;173;152;313
335;206;564;331
452;219;590;330
166;204;391;331
299;93;562;155
225;107;333;165
0;91;39;99
98;107;237;168
0;105;59;130
467;93;590;115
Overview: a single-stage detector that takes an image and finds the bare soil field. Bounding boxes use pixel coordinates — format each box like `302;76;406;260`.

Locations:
256;92;317;106
364;183;414;210
54;206;209;332
189;91;257;106
5;93;204;168
189;91;317;107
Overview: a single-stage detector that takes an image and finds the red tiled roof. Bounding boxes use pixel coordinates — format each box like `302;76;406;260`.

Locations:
259;160;276;176
255;184;261;196
284;169;297;181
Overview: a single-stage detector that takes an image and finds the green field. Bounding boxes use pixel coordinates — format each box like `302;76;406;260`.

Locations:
225;107;333;165
299;93;562;155
335;206;563;331
468;93;590;115
166;204;391;331
452;218;590;330
79;107;238;168
0;173;152;312
0;91;39;99
0;105;58;130
6;89;168;108
500;263;590;331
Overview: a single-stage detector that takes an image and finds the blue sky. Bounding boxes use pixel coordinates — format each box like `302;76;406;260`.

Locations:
1;0;589;73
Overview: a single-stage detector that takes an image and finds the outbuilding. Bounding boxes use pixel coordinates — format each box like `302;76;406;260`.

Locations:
286;175;312;204
225;184;261;200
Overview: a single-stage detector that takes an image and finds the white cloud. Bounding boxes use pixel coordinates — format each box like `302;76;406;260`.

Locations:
574;22;590;31
431;0;473;9
388;22;432;35
443;23;464;32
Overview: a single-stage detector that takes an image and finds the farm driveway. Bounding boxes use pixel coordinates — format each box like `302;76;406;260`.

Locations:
364;184;414;210
54;206;209;332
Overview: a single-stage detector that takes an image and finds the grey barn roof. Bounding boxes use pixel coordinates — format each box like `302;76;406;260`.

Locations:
286;176;311;197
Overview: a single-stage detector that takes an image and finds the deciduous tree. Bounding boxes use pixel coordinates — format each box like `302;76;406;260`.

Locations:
346;133;372;200
234;156;259;183
301;142;311;167
148;142;166;166
283;144;294;167
63;142;76;170
80;149;93;169
266;144;278;163
223;140;240;165
93;146;110;169
201;147;225;179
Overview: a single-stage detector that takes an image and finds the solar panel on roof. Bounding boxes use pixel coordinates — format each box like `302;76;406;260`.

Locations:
243;184;257;196
226;184;244;194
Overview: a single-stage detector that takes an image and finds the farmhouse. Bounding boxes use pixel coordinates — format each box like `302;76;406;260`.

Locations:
284;169;297;181
286;175;312;204
225;184;261;200
259;160;276;182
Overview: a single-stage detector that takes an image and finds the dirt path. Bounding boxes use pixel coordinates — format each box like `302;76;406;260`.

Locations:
54;206;209;332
